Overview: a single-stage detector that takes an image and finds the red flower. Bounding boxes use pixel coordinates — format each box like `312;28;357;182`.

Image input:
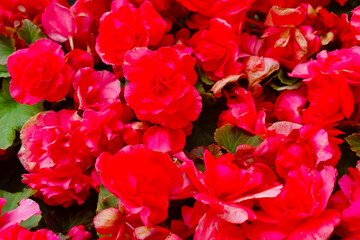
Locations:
67;225;92;240
65;49;94;72
79;102;134;156
188;18;242;80
218;86;266;135
257;166;340;239
95;1;166;65
177;0;256;32
179;151;282;226
329;162;360;238
261;5;321;70
255;121;339;177
96;145;185;226
7;39;73;104
304;73;353;124
123;46;202;129
143;126;186;153
73;67;121;111
0;224;59;240
19;110;90;172
129;0;172;12
291;48;360;123
22;165;98;207
19;110;98;207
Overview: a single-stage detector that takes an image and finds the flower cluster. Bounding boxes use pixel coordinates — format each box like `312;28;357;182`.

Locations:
1;0;360;239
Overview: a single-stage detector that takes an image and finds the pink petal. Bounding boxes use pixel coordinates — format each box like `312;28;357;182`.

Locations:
42;2;77;42
0;199;41;231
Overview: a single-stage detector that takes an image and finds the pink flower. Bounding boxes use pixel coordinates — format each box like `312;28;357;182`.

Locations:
7;39;73;104
0;198;41;231
274;86;308;124
41;2;77;43
96;145;185;226
291;48;360;86
123;46;202;129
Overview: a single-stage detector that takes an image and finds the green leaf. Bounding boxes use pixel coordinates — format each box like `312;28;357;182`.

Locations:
0;65;9;78
269;81;303;91
17;19;46;45
277;69;298;86
0;188;36;215
214;124;263;154
196;67;215;86
0;80;43;149
96;185;119;214
20;215;42;229
194;81;206;94
189;144;222;160
0;34;15;65
266;69;302;91
345;133;360;157
0;189;40;229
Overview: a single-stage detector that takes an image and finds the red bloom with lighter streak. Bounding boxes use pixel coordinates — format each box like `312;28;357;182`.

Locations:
19;110;98;207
